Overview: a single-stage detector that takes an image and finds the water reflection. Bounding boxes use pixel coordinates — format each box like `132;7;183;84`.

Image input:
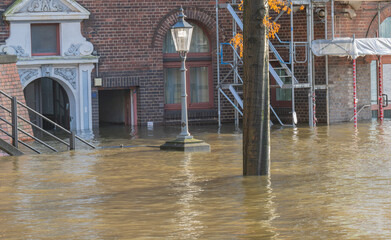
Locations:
170;154;204;239
241;176;277;239
0;120;391;239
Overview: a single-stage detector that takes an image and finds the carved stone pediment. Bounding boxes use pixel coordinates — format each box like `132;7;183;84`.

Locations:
18;0;72;13
4;0;90;21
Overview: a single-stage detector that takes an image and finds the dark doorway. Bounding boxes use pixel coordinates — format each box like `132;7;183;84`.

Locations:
24;78;70;130
98;89;137;126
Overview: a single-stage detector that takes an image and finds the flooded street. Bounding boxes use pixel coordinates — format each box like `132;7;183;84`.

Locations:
1;121;391;239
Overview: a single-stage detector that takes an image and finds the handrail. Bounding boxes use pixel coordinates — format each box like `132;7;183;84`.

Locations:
227;4;243;31
269;41;298;84
0;104;11;114
0;116;58;152
294;42;308;64
18;128;58;152
218;88;243;116
220;43;243;66
0;127;41;154
270;104;293;127
269;40;287;64
75;135;96;149
0;89;96;151
350;105;370;122
274;33;290;44
17;115;69;147
18;99;71;134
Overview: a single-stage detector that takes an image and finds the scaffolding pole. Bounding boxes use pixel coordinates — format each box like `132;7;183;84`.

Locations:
379;56;384;122
307;2;315;127
290;1;296;127
216;0;318;128
325;3;330;125
216;0;221;127
378;3;384;123
331;0;335;39
233;0;240;129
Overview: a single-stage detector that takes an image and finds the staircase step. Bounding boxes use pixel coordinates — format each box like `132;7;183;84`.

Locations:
273;67;286;70
0;138;23;156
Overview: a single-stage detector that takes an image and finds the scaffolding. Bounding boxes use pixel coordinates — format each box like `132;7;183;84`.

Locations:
216;0;330;128
216;0;391;128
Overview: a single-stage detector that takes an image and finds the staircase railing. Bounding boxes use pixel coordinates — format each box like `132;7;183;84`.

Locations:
0;89;95;154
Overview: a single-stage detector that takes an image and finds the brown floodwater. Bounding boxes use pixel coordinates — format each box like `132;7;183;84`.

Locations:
0;121;390;239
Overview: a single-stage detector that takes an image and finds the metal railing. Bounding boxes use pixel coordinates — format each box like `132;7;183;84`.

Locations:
0;89;96;154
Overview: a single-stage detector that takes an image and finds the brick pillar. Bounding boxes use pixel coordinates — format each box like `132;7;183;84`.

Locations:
0;55;33;142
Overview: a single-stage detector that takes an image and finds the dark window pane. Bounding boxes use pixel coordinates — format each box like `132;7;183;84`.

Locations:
190;25;209;53
163;31;177;54
164;68;181;104
31;25;58;55
276;69;292;101
190;67;209;103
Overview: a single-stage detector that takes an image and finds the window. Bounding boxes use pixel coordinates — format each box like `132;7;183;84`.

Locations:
31;24;60;56
163;23;213;109
275;70;292;101
271;69;292;107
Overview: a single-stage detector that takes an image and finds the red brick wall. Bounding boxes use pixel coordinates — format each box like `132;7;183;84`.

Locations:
0;55;33;143
1;1;389;125
77;1;234;126
1;1;237;126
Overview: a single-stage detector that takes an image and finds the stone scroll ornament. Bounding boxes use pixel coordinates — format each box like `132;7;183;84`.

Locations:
54;68;77;89
65;42;94;56
18;69;39;85
28;0;63;12
0;45;29;57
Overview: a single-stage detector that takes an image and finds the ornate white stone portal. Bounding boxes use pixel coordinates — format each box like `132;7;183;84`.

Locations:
1;0;98;131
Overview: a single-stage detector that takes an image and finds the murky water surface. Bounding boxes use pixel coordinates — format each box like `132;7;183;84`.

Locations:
1;121;391;239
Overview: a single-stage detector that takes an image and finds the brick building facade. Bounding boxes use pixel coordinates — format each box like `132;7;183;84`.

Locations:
0;55;32;141
0;0;390;129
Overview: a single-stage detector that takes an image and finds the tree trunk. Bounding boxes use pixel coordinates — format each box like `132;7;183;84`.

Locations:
243;0;270;175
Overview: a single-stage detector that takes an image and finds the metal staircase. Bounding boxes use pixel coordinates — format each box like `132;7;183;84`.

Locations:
0;90;96;155
217;2;304;126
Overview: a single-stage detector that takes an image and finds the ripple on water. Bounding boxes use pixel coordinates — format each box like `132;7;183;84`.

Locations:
0;121;390;239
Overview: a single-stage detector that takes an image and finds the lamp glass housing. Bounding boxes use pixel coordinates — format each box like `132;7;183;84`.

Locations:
171;27;193;52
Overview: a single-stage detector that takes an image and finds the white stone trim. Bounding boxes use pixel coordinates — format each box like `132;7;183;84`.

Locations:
4;0;90;21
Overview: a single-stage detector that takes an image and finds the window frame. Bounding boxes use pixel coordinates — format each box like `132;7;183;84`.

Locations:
163;22;213;110
164;61;213;110
31;23;60;56
270;70;292;107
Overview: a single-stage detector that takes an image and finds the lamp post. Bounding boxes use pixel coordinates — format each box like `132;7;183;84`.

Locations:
171;7;193;139
160;7;210;152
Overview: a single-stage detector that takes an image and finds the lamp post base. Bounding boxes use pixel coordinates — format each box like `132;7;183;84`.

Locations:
160;138;210;152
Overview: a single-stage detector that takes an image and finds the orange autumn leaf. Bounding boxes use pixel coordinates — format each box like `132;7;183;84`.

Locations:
231;0;305;56
230;33;244;58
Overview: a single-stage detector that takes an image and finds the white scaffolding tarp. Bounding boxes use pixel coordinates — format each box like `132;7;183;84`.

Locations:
312;38;391;59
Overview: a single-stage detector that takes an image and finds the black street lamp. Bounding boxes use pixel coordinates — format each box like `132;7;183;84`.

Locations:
160;7;210;152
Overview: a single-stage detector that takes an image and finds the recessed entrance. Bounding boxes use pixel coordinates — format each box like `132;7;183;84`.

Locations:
98;89;137;126
24;78;70;130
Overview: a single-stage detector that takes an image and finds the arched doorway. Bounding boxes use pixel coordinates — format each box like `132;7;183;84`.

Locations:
24;78;70;130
